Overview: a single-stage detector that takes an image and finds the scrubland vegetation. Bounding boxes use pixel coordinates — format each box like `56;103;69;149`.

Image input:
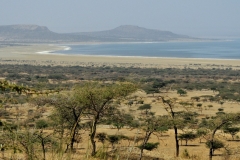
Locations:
1;64;240;160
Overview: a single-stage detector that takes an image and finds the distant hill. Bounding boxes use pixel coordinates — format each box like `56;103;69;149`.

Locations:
0;25;91;43
0;24;198;43
74;25;193;42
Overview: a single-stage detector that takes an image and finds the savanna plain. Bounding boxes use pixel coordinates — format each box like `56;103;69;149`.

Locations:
1;45;240;160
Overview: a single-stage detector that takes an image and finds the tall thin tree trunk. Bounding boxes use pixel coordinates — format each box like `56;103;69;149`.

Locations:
40;138;46;160
69;115;81;152
90;118;98;156
174;126;179;157
209;140;213;160
139;131;151;160
209;121;228;160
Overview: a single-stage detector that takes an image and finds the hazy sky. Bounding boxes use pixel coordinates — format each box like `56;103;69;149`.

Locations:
1;1;239;37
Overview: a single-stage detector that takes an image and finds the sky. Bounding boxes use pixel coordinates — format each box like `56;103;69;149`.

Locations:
0;0;240;38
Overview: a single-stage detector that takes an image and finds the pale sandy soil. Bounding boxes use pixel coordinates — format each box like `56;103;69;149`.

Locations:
1;44;240;69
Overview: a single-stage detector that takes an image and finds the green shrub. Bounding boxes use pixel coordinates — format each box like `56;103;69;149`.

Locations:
205;139;224;153
218;108;224;112
138;104;151;110
36;119;48;129
138;142;159;151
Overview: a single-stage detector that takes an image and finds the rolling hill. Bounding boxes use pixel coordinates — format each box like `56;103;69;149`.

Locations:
0;25;198;43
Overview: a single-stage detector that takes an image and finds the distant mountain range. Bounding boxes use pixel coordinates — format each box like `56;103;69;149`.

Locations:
0;25;199;43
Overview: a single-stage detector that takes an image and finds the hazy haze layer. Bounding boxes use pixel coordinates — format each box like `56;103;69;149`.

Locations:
0;1;239;38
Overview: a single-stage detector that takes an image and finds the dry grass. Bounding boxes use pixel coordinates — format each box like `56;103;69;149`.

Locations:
2;89;240;159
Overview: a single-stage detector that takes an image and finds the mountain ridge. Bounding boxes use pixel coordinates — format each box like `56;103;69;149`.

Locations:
73;25;190;40
0;24;198;43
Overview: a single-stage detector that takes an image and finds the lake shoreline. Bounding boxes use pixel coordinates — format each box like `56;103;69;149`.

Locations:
1;44;240;69
49;39;240;59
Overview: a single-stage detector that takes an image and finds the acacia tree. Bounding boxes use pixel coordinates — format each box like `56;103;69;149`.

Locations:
34;123;53;160
137;114;169;160
177;89;187;96
103;110;134;131
223;126;240;140
197;128;208;143
179;132;197;146
74;82;137;156
138;104;152;115
1;125;39;160
204;113;240;160
160;97;181;157
159;97;197;157
205;139;224;155
47;93;87;152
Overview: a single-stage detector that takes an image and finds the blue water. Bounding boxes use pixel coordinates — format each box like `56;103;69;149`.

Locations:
56;39;240;59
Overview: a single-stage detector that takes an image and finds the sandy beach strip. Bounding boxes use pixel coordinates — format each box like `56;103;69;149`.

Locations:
0;44;240;69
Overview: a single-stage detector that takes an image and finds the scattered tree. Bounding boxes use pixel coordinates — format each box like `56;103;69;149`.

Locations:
177;89;187;96
107;135;121;149
204;113;240;160
223;127;240;140
74;82;137;156
197;128;208;143
138;104;152;115
179;132;197;146
206;139;224;155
